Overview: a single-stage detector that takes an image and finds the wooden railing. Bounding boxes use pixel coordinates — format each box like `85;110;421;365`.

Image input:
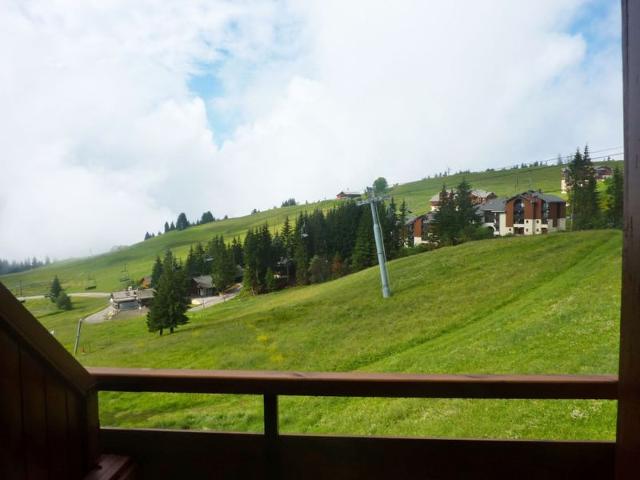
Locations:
88;367;618;434
87;367;619;479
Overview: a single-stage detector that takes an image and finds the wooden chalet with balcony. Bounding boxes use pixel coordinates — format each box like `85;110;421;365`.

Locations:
478;190;567;236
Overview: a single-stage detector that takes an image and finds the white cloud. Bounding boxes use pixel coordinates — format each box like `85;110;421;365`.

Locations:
0;0;622;260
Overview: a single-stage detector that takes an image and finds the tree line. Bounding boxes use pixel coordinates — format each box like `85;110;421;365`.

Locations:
241;197;408;294
567;145;623;230
1;256;51;275
428;179;493;246
48;275;72;310
143;210;219;241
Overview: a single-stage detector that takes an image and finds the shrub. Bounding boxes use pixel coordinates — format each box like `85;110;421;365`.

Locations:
55;291;72;311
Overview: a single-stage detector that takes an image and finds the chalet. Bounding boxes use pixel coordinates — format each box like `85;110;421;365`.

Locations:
478;190;566;236
596;165;613;179
430;189;496;211
110;288;155;310
406;212;436;246
191;275;215;297
336;190;362;200
561;165;614;193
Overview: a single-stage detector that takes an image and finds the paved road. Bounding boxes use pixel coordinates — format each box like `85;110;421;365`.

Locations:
188;285;241;312
84;305;117;324
18;292;111;301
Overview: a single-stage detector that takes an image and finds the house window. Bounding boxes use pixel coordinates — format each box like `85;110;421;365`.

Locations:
484;211;495;223
514;199;525;224
541;201;549;223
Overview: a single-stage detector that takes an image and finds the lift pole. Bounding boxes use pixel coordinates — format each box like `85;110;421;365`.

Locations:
359;189;391;298
73;318;83;356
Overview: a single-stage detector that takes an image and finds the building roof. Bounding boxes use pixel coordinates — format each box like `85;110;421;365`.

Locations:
507;190;565;204
471;189;494;198
137;288;155;300
336;191;362;197
429;189;453;202
111;290;136;301
404;215;417;226
477;197;507;212
110;288;155;303
430;189;495;202
192;275;214;288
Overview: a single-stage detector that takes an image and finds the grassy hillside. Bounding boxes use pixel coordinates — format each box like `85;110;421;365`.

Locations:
24;230;621;440
2;161;620;296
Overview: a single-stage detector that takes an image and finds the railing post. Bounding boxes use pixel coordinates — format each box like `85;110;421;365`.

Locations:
264;393;279;440
264;394;279;478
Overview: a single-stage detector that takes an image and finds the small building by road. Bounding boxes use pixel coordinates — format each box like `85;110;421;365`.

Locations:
336;190;362;200
110;287;156;311
191;275;215;297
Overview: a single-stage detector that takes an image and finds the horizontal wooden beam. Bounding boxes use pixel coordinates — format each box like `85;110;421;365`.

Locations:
87;367;618;399
101;428;615;479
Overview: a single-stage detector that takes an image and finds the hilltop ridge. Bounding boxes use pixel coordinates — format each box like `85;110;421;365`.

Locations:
1;161;620;295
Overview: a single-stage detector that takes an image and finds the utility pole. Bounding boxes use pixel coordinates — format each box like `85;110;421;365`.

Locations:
73;318;83;356
359;188;391;298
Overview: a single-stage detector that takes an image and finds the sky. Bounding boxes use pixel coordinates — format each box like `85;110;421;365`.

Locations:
0;0;623;261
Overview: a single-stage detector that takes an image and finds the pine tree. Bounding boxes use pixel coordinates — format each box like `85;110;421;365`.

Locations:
185;245;198;277
200;211;214;224
352;208;375;270
231;237;244;267
605;166;623;228
430;185;457;245
293;213;311;285
170;221;176;231
373;177;388;195
146;251;189;335
164;222;170;233
150;256;163;288
55;291;72;311
243;229;260;293
398;199;409;247
176;213;190;231
144;232;151;241
569;145;600;230
281;216;293;259
49;275;62;302
308;255;329;283
330;252;345;279
264;267;276;292
454;179;480;240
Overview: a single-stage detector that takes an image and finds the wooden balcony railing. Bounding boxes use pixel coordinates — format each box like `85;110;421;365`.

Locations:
88;367;618;437
87;367;619;479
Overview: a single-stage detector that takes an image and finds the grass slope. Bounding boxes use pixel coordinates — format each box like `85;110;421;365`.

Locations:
2;161;620;296
26;230;621;440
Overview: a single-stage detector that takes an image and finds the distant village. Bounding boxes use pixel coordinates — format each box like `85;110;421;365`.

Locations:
27;149;619;338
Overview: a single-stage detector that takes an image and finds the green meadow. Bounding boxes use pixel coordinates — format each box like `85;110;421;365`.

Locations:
23;230;621;440
1;161;620;296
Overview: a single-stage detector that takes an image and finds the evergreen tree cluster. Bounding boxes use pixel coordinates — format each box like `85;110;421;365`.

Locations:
149;211;217;240
183;235;240;292
146;250;189;335
48;275;72;310
241;199;407;294
429;179;491;246
568;146;601;230
566;146;622;230
604;166;623;228
0;256;51;275
281;198;297;207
